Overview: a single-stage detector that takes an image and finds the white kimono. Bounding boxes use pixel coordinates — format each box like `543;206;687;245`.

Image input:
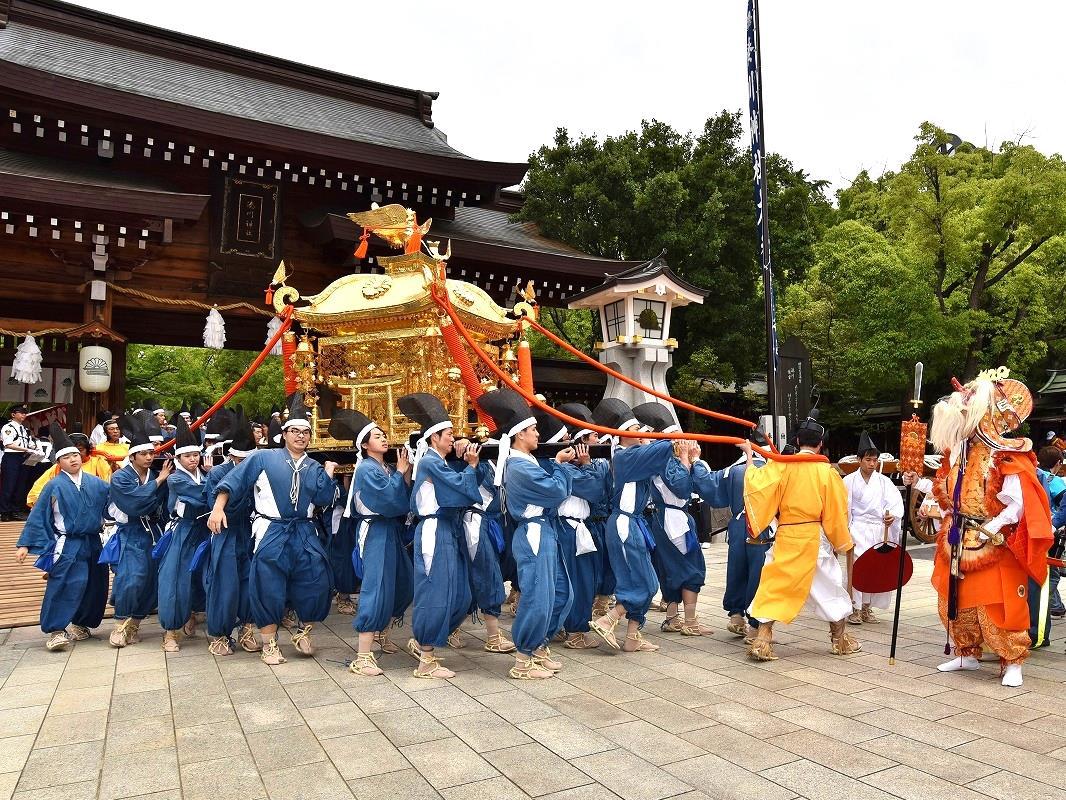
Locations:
843;470;904;609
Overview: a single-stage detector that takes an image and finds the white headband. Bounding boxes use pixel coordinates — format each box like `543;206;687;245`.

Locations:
54;445;78;459
281;417;312;430
355;422;381;464
493;416;537;486
174;444;201;456
128;442;155;455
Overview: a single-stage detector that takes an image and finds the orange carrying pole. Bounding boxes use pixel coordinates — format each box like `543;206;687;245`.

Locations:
517;340;534;395
439;316;494;428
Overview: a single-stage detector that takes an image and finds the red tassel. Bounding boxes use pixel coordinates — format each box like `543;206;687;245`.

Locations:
354;227;370;259
264;287;274;305
405;225;422;255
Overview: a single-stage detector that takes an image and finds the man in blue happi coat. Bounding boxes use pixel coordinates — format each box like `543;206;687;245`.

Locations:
691;428;773;638
588;398;674;653
478;389;580;680
106;412;171;648
16;422;110;651
208;395;338;664
203;409;263;656
398;393;480;679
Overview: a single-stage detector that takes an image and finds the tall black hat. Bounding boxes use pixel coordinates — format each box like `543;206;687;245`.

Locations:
475;388;538;485
398;393;452;443
281;392;312;431
50;421;78;460
96;410;112;426
267;415;283;447
796;408;827;442
144;408;165;443
558;403;595;440
532;406;568;444
119;412;155;455
633;401;681;434
203;407;232;442
228;409;257;457
179;401;190;418
857;431;878;458
270;404;281;417
593;398;639;434
329;408;377;446
173;415;201;456
191;402;207;420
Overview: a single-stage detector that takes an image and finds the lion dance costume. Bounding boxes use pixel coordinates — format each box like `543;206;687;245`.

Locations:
915;368;1053;687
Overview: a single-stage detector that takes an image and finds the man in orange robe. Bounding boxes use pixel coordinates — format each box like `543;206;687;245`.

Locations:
741;417;859;661
904;370;1052;688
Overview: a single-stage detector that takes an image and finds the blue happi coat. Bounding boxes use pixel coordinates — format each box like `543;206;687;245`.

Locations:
107;464;167;621
330;475;360;596
18;470;110;633
457;460;506;618
348;456;413;634
410;450;479;647
504;452;578;655
158;465;209;631
607;439;673;625
648;454;705;604
559;458;611;633
692;455;770;624
204;458;254;638
216;448;339;626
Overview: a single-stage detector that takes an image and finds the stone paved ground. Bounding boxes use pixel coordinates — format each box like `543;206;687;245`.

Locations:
0;541;1064;800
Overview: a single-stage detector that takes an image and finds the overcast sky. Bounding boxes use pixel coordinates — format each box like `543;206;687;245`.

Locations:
72;0;1066;198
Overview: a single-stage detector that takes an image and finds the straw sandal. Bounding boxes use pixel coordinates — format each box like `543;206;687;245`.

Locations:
208;636;234;656
46;631;71;651
413;651;455;679
290;624;315;656
589;614;622;650
509;656;554;680
846;609;863;625
484;632;517;653
181;617;197;638
68;624;91;641
238;623;262;652
348;652;384;677
680;619;714;636
660;615;683;633
281;609;300;631
406;638;422;658
336;595;357;615
501;590;520;616
533;647;562;671
110;618;139;648
748;636;778;661
261;635;286;665
829;621;863;656
726;615;748;636
860;606;880;624
591;595;614;619
623;631;660;652
447;629;465;649
161;631;181;652
374;631;400;654
564;632;599;650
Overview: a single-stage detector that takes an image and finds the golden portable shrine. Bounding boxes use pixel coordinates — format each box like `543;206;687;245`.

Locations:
268;204;534;453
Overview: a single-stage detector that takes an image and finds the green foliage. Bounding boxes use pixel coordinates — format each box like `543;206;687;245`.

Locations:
126;345;283;419
518;112;833;392
836;123;1066;383
527;308;596;360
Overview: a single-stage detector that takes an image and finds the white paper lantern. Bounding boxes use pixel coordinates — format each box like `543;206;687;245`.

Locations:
79;345;112;393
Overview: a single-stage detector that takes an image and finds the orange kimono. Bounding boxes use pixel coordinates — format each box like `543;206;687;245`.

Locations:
745;460;853;623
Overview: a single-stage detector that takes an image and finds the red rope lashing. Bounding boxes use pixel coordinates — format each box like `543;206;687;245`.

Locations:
439;316;494;428
524;314;769;444
354;227;370;259
282;331;298;396
154;306;294;454
427;286;821;463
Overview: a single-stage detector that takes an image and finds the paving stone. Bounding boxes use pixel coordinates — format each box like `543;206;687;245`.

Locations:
0;683;55;711
491;742;594;797
442;709;532;753
246;723;326;771
638;678;722;709
943;711;1066;754
771;705;887;743
614;697;717;735
98;745;178;800
931;689;1046;723
545;694;638;729
0;706;47;738
282;677;350;709
350;768;444;800
3;665;64;688
300;700;376;740
400;735;499;789
598;720;703;765
180;753;266;800
782;666;874;694
679;724;797;770
439;776;526;800
16;741;103;792
515;714;616;762
369;706;452;747
104;714;175;756
693;701;800;737
260;761;354;800
33;708;107;747
175;721;249;764
766;729;894;778
47;685;111;715
538;787;624;800
663;752;796;800
849;686;960;720
966;770;1066;800
479;690;559;724
342;678;418;713
322;730;407;780
11;779;98;800
861;735;994;784
113;669;169;696
172;694;236;728
576;748;697;800
0;733;35;774
409;685;486;719
0;772;16;800
109;688;172;724
56;666;114;690
952;737;1066;784
565;674;651;704
859;764;992;800
233;698;304;734
760;758;898;800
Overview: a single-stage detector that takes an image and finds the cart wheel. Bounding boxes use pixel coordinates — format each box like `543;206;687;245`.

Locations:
908;487;938;544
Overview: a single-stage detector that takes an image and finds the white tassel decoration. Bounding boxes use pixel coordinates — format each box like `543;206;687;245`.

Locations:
266;315;283;355
203;307;227;350
12;335;43;384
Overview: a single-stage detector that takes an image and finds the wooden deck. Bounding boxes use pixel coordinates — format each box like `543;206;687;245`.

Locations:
0;520;113;628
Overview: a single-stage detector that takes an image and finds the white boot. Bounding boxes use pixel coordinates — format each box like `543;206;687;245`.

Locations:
937;655;980;672
1001;664;1023;687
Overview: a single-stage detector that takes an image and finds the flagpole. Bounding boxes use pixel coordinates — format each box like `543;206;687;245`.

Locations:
747;0;779;446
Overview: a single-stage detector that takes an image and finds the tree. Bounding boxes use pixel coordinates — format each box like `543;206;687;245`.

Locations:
126;345;284;419
517;112;833;398
779;221;961;423
838;123;1066;381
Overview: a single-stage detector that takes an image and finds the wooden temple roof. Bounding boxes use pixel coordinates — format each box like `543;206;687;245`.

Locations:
0;0;528;186
0;146;209;219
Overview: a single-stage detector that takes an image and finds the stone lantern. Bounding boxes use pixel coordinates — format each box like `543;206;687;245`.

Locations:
566;252;706;421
